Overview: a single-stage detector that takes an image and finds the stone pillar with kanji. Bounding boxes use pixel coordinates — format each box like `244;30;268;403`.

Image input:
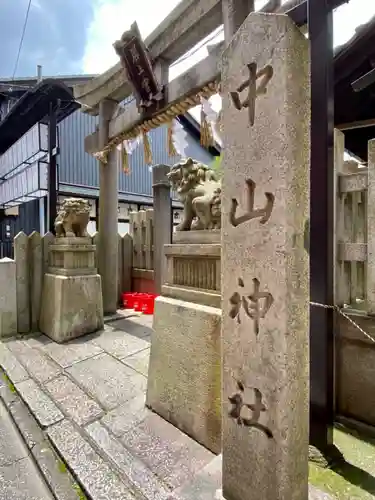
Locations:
221;13;310;500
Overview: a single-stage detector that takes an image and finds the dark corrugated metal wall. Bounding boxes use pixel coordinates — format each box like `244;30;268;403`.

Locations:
16;199;40;234
57;109;99;188
58;110;214;197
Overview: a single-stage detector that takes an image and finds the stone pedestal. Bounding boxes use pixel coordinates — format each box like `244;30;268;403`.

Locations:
146;231;222;454
221;13;310;500
0;258;17;337
39;238;104;343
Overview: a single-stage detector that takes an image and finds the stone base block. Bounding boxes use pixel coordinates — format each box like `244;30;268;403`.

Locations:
39;273;104;343
146;296;221;454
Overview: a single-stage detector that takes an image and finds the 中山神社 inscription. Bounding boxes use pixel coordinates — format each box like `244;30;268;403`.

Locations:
221;12;310;500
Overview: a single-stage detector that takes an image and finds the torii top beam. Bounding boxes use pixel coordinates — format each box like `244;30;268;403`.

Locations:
73;0;305;115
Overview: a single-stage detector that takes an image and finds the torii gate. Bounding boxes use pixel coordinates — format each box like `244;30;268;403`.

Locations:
74;0;349;458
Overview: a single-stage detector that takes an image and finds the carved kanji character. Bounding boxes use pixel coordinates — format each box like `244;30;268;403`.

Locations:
229;278;245;324
243;278;274;336
129;43;140;63
228;382;273;439
230;178;274;228
230;63;273;126
142;76;151;94
228;277;273;336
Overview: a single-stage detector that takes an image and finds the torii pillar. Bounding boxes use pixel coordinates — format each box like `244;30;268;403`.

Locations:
98;99;118;314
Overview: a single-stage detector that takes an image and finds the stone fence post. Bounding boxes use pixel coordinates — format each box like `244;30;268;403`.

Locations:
152;164;172;294
334;128;346;307
14;232;30;333
29;231;43;332
0;258;17;337
367;139;375;313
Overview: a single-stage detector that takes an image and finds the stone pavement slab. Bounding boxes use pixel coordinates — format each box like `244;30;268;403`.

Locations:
31;443;81;500
15;378;64;428
66;352;147;410
86;420;170;500
0;371;81;500
0;398;29;466
0;343;29;383
0;395;55;500
153;434;216;491
45;374;103;425
121;411;215;483
0;457;54;500
172;455;222;500
6;397;45;449
108;316;153;340
23;334;53;349
35;336;103;368
7;339;61;383
101;393;149;437
47;419;138;500
91;328;150;359
122;347;150;375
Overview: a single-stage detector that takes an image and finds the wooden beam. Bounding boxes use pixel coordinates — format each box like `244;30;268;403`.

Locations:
84;42;224;154
76;0;306;115
337;118;375;130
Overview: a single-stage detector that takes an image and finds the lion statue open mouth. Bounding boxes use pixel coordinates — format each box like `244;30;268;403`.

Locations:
168;157;221;231
54;198;91;238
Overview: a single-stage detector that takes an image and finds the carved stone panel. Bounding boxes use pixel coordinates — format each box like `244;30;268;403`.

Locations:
162;243;221;308
48;238;97;277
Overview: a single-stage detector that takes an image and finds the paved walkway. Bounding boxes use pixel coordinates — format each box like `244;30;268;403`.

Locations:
0;394;54;500
0;311;333;500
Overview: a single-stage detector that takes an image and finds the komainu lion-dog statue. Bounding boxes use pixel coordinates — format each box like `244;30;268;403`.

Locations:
168;157;221;231
54;198;91;237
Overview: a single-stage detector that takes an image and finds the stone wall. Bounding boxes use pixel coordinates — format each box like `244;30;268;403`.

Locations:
334;135;375;312
336;312;375;428
13;231;53;334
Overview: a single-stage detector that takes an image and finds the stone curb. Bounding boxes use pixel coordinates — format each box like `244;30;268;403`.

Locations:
0;366;87;500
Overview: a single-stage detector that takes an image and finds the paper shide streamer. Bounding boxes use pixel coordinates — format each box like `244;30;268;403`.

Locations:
167;118;189;157
200;96;222;148
117;135;141;174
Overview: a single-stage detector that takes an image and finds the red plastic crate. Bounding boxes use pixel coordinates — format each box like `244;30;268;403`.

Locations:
134;293;149;312
141;296;155;314
122;293;135;309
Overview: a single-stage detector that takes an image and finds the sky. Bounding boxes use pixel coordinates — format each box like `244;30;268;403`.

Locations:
0;0;94;77
0;0;374;80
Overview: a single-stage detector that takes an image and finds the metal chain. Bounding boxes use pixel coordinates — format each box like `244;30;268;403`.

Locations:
310;301;375;344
